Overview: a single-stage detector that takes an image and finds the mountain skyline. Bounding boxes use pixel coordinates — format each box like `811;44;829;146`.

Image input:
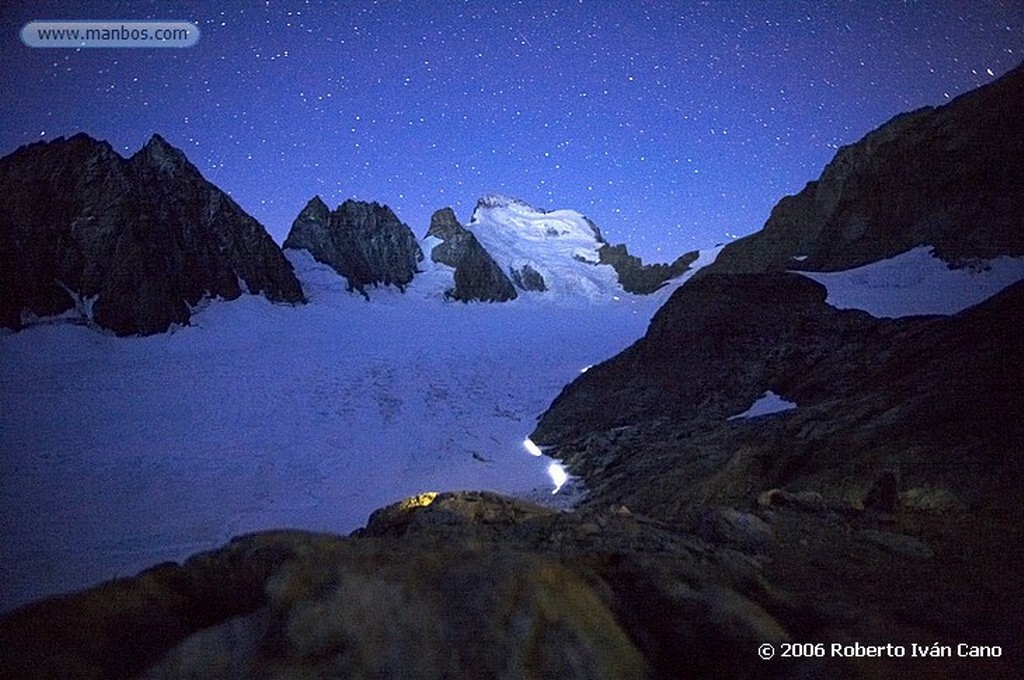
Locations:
2;1;1021;262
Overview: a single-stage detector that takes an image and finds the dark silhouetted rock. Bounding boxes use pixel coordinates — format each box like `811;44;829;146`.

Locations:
702;62;1024;277
0;133;305;335
284;197;423;299
864;470;901;513
509;262;547;291
1;492;812;679
598;242;699;294
426;207;517;302
693;506;775;555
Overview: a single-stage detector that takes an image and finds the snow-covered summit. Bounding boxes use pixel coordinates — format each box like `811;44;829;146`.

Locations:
464;195;620;301
470;194;604;243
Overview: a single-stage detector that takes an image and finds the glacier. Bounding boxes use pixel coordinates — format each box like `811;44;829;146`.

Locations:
0;245;716;613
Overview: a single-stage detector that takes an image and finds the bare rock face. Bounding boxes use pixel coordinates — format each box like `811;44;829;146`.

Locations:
0;133;306;335
426;207;517;302
509;262;547;292
702;62;1024;276
597;242;699;294
284;197;423;298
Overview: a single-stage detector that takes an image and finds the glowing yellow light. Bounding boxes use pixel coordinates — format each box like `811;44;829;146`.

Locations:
523;438;544;457
547;462;569;494
399;492;438;511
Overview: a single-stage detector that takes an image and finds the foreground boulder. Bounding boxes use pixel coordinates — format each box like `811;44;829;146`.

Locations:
4;492;1020;678
0;134;305;335
2;492;823;679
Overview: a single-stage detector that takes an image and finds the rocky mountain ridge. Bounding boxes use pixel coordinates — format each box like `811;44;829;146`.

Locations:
700;62;1024;277
424;207;518;302
281;191;700;303
521;59;1024;674
0;130;699;334
283;196;424;299
0;133;305;335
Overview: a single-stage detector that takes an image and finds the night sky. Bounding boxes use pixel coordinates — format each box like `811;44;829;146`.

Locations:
2;1;1021;261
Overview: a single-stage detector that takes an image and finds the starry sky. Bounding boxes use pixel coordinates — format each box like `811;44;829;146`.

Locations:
2;1;1021;262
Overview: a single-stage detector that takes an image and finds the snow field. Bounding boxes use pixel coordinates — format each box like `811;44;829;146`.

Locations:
0;249;687;612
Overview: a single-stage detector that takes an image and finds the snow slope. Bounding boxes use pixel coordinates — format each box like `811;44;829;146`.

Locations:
727;391;798;420
466;195;623;301
796;246;1024;318
0;246;719;613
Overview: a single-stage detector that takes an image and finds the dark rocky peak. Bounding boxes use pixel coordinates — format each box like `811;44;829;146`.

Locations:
0;133;119;180
583;216;605;244
289;196;331;242
131;133;195;177
425;206;463;241
702;60;1024;277
297;195;330;221
0;133;305;335
283;198;423;299
336;199;406;231
425;207;517;302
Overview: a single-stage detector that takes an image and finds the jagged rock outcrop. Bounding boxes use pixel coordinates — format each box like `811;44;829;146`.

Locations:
425;207;517;302
509;263;547;291
284;197;423;299
533;271;1023;508
702;62;1024;276
523;277;1024;675
598;242;699;294
0;133;305;335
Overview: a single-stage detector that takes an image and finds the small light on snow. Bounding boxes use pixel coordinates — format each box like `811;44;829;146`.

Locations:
579;364;593;373
523;438;544;457
547;462;569;494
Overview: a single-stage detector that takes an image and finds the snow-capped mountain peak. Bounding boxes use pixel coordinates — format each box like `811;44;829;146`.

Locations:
464;195;618;301
470;194;604;244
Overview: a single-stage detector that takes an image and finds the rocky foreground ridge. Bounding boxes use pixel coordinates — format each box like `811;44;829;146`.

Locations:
527;63;1024;672
0;133;305;335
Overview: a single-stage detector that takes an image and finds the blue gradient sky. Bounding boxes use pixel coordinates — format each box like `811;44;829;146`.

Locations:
2;1;1021;261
